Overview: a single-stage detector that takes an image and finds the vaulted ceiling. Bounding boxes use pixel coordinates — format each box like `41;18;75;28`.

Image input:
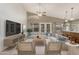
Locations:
23;3;79;20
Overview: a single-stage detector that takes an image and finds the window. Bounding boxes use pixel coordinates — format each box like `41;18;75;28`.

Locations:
33;24;39;32
46;24;50;32
41;24;44;32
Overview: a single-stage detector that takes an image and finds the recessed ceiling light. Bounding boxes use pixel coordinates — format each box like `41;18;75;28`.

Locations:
65;20;68;22
70;18;74;21
37;13;42;16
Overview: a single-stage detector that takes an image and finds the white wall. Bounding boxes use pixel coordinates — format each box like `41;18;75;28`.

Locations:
0;3;27;51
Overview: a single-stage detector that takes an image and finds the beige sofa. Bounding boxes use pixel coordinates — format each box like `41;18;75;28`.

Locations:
17;42;35;55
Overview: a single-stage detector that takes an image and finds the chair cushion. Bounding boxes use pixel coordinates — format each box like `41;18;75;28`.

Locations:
48;42;61;51
18;42;33;51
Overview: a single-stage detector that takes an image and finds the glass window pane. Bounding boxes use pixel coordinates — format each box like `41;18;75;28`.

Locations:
41;24;44;32
47;24;50;32
34;24;39;32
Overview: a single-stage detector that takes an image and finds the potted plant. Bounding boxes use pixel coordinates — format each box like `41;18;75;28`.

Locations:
27;29;32;36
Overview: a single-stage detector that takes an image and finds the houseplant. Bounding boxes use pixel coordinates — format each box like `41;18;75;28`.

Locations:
27;29;32;36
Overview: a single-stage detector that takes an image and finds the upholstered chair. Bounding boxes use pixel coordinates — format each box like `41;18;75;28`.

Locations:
32;38;46;46
46;42;62;55
16;42;35;55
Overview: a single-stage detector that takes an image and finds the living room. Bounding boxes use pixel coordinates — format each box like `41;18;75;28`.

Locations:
1;3;79;55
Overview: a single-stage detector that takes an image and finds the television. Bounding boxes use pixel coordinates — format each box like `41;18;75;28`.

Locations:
6;20;21;36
